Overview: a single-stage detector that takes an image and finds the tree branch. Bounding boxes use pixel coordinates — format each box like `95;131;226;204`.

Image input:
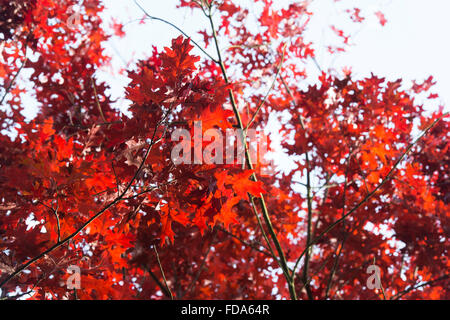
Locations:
291;112;448;279
245;45;286;131
153;246;173;300
0;114;170;289
182;230;216;298
0;38;28;106
145;266;173;299
216;226;272;258
134;0;218;63
325;153;352;299
391;274;449;300
205;3;296;299
302;150;314;299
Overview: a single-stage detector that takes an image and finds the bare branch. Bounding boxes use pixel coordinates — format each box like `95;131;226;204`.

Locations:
91;77;107;124
0;47;28;106
391;274;449;300
134;0;218;63
245;45;286;131
0;113;171;289
144;266;172;299
216;226;272;258
182;230;217;297
153;246;173;300
205;4;296;299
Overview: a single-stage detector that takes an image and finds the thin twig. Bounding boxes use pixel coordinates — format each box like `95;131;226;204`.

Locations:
297;253;334;294
281;71;313;298
91;77;107;124
249;196;281;265
302;149;314;299
53;198;61;243
245;45;286;131
391;274;449;300
183;230;216;297
36;199;61;243
134;0;218;63
153;246;173;300
0;114;170;289
325;153;353;299
205;4;296;299
111;160;121;197
145;266;172;299
0;56;28;106
291;113;448;278
216;226;272;257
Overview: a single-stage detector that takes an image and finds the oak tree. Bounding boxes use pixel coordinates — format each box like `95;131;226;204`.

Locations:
0;0;448;300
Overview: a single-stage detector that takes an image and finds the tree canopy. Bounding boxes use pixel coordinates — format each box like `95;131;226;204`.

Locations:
0;0;448;300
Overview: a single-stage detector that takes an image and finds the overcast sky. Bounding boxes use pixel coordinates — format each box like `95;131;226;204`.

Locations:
15;0;448;120
85;0;449;177
96;0;449;115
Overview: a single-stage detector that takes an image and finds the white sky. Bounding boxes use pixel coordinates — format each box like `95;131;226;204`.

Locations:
3;0;447;299
92;0;450;180
12;0;448;119
309;0;450;113
95;0;449;115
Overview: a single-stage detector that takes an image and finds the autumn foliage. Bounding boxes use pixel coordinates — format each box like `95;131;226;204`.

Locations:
0;0;448;300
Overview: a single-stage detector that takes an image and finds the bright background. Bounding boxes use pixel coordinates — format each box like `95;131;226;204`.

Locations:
78;0;449;175
94;0;449;116
15;0;449;119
